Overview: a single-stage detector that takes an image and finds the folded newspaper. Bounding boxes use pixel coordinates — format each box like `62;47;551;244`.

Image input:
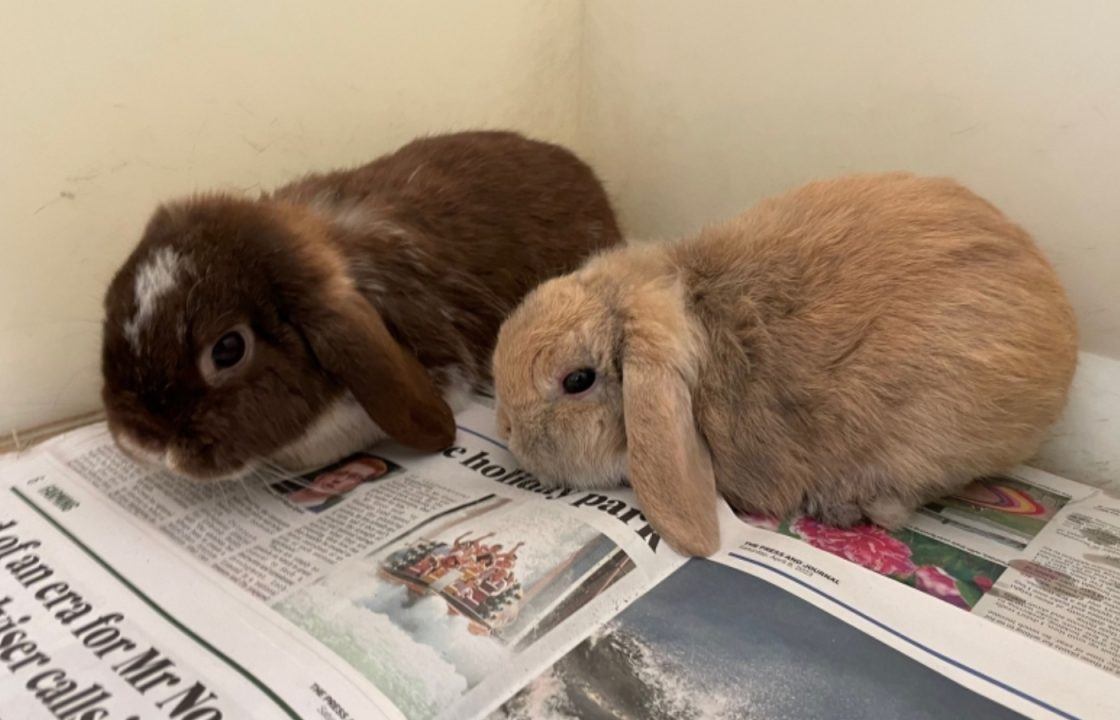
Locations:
1;400;1118;719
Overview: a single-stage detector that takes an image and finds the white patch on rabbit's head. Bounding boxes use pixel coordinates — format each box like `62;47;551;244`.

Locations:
123;246;191;351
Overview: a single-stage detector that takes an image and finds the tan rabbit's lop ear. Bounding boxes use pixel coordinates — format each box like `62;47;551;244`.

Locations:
299;288;456;452
623;355;720;557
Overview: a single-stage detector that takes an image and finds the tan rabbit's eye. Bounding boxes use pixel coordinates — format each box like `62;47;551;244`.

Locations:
561;368;597;395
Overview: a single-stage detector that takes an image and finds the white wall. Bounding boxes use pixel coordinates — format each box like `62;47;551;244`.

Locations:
1036;352;1120;487
0;1;581;433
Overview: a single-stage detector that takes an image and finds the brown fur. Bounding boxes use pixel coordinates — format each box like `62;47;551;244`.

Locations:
102;131;621;479
493;173;1078;556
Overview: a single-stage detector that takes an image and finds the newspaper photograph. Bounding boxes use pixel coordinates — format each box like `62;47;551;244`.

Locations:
273;495;639;719
493;557;1025;720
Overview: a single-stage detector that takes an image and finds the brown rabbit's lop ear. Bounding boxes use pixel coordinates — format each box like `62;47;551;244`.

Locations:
299;286;456;452
622;314;720;556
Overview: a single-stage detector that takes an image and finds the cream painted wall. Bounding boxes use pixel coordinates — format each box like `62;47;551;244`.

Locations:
577;1;1120;485
0;1;582;433
580;1;1120;360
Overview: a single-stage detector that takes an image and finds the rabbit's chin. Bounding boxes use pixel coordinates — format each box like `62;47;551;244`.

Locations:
517;450;629;493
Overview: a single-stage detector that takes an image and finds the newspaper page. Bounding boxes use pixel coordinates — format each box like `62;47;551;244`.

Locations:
734;465;1120;675
496;489;1120;720
494;465;1120;719
0;401;684;720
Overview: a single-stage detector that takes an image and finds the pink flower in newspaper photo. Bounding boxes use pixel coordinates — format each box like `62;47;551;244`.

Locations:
791;517;916;577
973;574;994;593
915;565;969;609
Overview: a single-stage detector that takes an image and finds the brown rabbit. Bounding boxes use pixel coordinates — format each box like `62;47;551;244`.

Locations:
102;131;621;480
492;173;1077;556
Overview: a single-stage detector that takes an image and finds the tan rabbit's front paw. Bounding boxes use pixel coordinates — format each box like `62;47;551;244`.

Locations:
804;499;863;527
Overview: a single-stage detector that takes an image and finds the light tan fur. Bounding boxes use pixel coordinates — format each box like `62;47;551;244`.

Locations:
493;173;1078;556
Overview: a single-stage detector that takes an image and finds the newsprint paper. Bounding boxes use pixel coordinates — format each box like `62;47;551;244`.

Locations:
1;400;1118;719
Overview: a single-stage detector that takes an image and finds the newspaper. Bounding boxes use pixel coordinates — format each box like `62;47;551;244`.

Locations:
1;400;1118;719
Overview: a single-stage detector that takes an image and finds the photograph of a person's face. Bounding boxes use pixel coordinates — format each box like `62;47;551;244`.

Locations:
281;454;401;513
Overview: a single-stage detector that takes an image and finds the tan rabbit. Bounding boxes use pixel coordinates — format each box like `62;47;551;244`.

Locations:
492;173;1078;556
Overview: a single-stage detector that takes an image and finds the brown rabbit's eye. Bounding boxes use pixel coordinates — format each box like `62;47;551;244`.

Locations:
211;331;246;369
562;368;597;394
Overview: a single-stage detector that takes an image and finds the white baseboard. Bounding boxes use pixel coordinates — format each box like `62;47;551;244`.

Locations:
1033;351;1120;489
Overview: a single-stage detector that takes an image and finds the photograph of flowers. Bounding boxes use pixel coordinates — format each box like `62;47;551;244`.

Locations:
739;514;1005;611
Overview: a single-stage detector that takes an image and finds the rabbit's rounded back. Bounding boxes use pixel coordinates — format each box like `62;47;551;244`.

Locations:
683;173;1076;525
102;131;621;481
493;173;1076;555
275;130;621;380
